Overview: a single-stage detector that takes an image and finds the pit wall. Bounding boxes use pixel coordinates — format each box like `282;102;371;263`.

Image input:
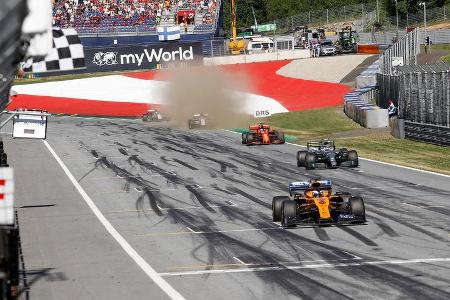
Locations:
203;49;310;66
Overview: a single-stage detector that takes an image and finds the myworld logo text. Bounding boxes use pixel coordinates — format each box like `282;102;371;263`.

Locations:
119;46;194;66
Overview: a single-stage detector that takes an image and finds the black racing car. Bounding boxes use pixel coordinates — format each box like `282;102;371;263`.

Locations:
142;109;169;122
297;139;358;170
188;113;208;129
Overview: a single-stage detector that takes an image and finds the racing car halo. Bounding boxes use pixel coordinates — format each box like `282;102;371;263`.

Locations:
272;179;366;227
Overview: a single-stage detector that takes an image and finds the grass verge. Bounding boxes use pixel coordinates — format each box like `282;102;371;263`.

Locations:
442;54;450;63
335;132;450;175
266;107;361;139
13;71;119;85
261;107;450;175
12;69;153;85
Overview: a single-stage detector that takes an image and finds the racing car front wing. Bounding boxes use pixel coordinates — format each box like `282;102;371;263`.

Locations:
284;213;366;227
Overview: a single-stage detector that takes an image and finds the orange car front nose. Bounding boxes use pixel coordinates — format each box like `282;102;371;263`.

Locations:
313;198;331;219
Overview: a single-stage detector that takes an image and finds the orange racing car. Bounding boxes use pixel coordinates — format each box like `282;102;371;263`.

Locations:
272;179;366;227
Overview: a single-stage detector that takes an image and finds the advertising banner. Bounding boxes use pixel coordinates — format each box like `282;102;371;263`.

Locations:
84;42;203;72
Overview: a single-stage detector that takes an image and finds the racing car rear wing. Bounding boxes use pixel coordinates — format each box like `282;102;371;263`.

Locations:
289;180;332;194
306;140;336;150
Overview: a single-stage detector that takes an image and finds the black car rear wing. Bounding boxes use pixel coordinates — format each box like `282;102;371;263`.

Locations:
307;140;336;150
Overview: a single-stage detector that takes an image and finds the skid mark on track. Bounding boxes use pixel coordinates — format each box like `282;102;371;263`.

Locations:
160;156;177;166
43;140;185;300
158;257;450;277
367;205;446;242
131;139;158;151
172;158;198;170
227;186;271;209
367;214;400;238
221;174;251;186
118;148;129;156
127;155;217;211
404;202;450;216
211;183;235;196
338;226;378;247
247;171;286;191
84;147;165;216
313;227;331;241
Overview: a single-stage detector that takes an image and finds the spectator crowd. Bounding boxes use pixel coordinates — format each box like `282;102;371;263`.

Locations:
52;0;218;30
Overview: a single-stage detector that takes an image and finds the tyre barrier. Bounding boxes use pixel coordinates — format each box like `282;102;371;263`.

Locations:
344;86;389;129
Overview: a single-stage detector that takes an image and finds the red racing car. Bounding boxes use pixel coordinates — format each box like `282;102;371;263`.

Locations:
241;123;285;145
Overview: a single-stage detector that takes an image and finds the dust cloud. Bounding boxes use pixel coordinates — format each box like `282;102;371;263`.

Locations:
160;67;254;128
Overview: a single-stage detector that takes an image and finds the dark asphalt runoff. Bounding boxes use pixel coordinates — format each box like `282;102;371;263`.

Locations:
5;117;450;300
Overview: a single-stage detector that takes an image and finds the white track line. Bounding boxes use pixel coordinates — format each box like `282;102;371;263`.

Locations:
43;140;185;300
223;129;450;178
188;227;282;235
402;202;424;209
342;251;362;260
159;257;450;277
403;202;446;209
185;226;199;233
232;257;248;265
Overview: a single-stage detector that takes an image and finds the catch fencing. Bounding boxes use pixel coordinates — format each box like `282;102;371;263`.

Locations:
359;28;450;45
377;63;450;144
382;4;450;33
376;26;450;145
378;62;450;127
379;27;421;75
273;2;378;34
271;4;449;34
398;64;450;127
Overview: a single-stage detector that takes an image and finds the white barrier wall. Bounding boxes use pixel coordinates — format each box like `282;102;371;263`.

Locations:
204;50;310;66
344;88;389;129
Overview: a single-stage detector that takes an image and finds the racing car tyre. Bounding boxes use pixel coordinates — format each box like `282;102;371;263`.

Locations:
281;201;297;227
348;150;359;167
297;151;307;167
305;153;316;170
349;197;365;222
246;133;255;144
277;132;285;144
272;196;289;222
241;133;248;144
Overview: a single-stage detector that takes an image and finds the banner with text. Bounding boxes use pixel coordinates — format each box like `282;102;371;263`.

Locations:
84;42;203;72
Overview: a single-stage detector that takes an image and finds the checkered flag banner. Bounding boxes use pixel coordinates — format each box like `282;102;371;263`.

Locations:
23;27;85;73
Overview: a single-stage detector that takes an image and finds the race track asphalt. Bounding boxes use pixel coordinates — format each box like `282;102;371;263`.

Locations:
6;117;450;300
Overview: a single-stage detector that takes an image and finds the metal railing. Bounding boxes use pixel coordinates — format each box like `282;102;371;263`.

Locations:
203;36;296;57
379;28;420;75
271;3;449;34
399;69;450;127
273;2;378;34
382;4;450;32
404;121;450;146
359;28;450;45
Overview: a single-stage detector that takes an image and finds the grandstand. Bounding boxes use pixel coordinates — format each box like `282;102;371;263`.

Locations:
52;0;220;36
